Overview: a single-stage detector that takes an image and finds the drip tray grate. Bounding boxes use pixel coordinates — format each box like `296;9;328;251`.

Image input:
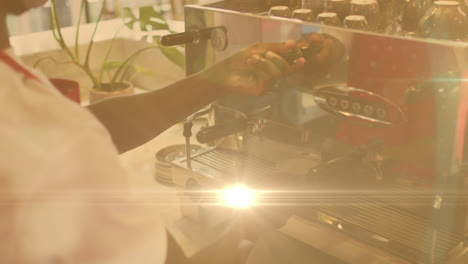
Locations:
192;148;276;179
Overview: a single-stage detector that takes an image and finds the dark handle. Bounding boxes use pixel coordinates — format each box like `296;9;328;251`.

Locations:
196;121;247;144
280;45;323;64
160;32;195;47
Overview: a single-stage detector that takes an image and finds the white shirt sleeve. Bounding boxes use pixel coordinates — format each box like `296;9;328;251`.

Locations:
0;61;167;264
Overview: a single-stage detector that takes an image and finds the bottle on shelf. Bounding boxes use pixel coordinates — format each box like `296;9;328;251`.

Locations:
325;0;352;21
419;0;468;40
343;14;369;30
316;12;342;25
401;0;421;33
265;0;290;8
302;0;325;18
349;0;381;31
419;0;434;17
380;0;406;34
269;5;293;17
288;0;303;9
292;8;316;21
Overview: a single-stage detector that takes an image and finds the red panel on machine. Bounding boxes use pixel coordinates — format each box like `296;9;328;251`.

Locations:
337;34;462;181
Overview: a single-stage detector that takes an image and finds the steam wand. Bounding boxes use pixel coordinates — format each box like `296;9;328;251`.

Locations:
183;105;214;168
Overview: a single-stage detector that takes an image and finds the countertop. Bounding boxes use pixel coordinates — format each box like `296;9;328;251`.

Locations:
119;122;187;228
118;121;233;260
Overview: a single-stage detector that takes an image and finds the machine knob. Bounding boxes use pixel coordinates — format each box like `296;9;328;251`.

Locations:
210;27;228;52
161;26;228;50
161;31;199;46
280;45;323;64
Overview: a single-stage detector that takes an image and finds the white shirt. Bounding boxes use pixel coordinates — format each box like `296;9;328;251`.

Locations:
0;49;167;264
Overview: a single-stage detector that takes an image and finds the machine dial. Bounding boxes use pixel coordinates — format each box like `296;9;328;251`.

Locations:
210;27;229;52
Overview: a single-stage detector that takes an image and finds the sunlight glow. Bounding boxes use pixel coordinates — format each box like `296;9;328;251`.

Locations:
222;186;253;208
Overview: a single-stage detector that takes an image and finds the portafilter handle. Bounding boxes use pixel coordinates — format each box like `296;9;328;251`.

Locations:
280;45;323;64
161;27;228;51
161;31;198;46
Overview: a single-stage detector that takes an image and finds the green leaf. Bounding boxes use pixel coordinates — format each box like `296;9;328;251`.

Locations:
133;65;157;76
139;6;169;31
121;8;137;29
159;45;185;70
103;61;123;70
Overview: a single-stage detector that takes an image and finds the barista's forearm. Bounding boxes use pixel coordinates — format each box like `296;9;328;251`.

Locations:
86;71;227;154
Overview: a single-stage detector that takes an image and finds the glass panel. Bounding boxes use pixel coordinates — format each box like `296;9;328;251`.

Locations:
176;1;468;263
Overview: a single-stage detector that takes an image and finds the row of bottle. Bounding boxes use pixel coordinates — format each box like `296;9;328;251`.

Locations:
259;0;468;41
269;6;369;30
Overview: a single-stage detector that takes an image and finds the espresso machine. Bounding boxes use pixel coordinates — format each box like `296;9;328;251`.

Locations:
161;1;468;263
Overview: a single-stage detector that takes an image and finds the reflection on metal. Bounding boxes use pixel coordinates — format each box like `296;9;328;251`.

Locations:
221;185;254;208
312;85;407;127
183;104;214;167
171;1;468;263
155;144;204;185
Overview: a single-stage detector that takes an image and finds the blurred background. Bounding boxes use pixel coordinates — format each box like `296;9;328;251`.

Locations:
7;0;206;36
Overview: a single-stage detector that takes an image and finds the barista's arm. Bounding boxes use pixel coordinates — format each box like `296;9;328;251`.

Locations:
86;41;304;153
86;71;225;154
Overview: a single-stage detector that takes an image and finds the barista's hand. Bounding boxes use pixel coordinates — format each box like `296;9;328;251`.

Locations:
201;41;305;96
296;33;345;65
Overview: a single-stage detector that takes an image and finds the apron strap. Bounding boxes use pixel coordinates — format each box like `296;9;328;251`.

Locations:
0;49;43;83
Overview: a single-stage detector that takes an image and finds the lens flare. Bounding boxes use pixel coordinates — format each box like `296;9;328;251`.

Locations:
222;186;253;208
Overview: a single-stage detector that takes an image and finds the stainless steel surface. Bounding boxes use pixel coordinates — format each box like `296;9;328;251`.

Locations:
312;85;407;127
183;105;214;167
155;144;204;185
172;1;468;263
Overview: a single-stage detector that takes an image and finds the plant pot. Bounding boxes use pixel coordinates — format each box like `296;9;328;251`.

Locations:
49;78;81;104
89;82;134;104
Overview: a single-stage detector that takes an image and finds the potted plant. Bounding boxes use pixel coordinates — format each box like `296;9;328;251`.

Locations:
50;0;185;103
33;56;82;104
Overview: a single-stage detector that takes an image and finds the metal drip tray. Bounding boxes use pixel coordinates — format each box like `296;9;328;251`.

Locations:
172;147;463;263
172;148;278;186
192;148;276;179
300;195;462;263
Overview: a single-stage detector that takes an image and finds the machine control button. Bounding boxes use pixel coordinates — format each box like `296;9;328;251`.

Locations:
376;107;387;119
340;98;350;110
328;96;338;108
313;85;407;127
363;104;375;116
351;101;361;113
